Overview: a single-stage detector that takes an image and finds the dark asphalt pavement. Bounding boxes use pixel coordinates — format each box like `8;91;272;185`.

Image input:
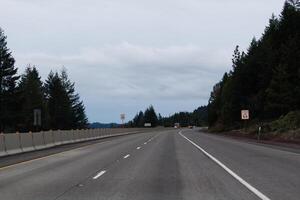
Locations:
0;129;299;200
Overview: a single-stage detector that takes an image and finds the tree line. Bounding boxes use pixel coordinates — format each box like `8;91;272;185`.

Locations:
207;1;300;130
127;105;159;127
162;106;208;127
0;28;88;133
127;105;207;128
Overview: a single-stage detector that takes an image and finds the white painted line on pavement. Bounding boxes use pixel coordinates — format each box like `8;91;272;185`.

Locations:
144;142;147;145
93;170;106;180
136;147;141;150
178;131;271;200
124;154;130;159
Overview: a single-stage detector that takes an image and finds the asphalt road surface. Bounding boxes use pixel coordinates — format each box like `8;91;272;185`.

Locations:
0;129;299;200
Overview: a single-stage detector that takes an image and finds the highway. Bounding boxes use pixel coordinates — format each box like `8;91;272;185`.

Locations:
0;129;299;200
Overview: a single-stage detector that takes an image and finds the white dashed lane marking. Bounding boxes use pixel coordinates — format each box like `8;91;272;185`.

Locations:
93;170;106;180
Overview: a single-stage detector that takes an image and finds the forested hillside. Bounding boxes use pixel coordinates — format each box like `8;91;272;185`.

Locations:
208;1;300;131
0;28;88;133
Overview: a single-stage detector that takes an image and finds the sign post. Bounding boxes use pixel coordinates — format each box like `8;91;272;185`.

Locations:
33;109;42;131
120;113;125;128
241;110;249;132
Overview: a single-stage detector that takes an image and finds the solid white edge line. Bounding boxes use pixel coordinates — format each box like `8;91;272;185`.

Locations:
136;147;141;149
178;131;271;200
93;170;106;180
124;154;130;159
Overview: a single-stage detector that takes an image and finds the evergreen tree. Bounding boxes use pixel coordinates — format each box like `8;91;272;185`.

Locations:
45;71;72;130
144;105;158;127
17;66;45;131
133;111;144;127
0;28;19;132
60;69;88;129
287;0;300;9
157;113;163;126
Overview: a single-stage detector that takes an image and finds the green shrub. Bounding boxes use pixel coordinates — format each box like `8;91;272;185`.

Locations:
270;111;300;131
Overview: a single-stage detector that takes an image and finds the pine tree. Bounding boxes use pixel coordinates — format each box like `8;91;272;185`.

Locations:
287;0;300;10
265;64;296;118
17;66;45;131
0;28;19;132
133;111;144;127
45;71;72;130
144;105;158;127
60;69;88;129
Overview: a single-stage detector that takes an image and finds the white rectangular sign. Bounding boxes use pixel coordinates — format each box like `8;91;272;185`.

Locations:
120;113;125;120
241;110;249;120
144;123;152;127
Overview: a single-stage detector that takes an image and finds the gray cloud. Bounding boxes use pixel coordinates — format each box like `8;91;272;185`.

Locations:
0;0;285;122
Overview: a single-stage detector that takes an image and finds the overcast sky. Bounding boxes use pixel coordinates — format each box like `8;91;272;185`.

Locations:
0;0;285;123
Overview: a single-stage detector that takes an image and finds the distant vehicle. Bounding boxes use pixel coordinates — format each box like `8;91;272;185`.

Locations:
188;126;193;129
174;123;180;129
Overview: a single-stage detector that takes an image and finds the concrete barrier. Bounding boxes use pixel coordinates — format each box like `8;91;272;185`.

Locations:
4;133;22;155
44;131;55;148
68;130;75;143
88;129;95;139
83;129;90;141
66;131;74;143
0;134;7;156
93;129;99;138
32;132;45;150
80;131;88;141
0;128;159;158
60;131;69;144
94;129;100;138
73;130;81;142
20;132;34;152
53;130;62;145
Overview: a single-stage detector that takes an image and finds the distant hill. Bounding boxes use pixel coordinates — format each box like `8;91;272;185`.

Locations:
89;122;121;129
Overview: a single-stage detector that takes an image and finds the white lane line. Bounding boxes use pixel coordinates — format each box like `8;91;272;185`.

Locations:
123;154;130;159
178;131;271;200
93;170;106;180
144;142;147;145
136;147;141;150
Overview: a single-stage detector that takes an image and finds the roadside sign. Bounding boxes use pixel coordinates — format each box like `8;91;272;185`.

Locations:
33;109;42;126
144;123;151;127
241;110;249;120
120;113;125;120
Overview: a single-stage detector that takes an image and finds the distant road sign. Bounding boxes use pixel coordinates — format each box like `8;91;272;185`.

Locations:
120;114;125;120
241;110;249;120
33;109;42;126
144;123;151;127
